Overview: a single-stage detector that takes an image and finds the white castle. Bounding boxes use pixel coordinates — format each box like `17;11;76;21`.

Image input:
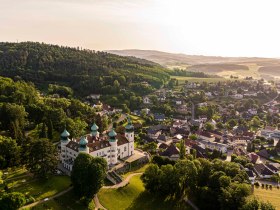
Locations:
60;117;135;171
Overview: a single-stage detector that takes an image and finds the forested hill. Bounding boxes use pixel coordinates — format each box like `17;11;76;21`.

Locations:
0;42;170;96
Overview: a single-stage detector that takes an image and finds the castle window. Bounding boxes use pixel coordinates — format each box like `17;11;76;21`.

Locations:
124;146;127;151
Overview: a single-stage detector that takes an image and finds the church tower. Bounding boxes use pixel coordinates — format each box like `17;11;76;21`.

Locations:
125;116;135;156
60;128;70;162
91;123;99;138
108;128;118;165
79;136;89;154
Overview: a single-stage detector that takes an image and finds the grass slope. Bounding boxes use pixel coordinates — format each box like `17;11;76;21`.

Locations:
254;187;280;209
29;189;95;210
98;175;191;210
13;176;71;201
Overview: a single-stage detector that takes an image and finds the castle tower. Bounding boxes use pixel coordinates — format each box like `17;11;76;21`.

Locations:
60;128;70;162
91;123;99;138
125;116;135;156
79;136;89;154
108;128;118;165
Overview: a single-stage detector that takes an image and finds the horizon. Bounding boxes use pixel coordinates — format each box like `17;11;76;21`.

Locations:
1;0;280;58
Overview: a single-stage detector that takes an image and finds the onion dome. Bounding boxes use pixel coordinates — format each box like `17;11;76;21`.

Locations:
108;128;117;138
91;123;99;131
60;128;70;141
61;129;70;137
79;136;88;146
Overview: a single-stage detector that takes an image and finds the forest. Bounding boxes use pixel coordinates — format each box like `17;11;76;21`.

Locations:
0;42;171;97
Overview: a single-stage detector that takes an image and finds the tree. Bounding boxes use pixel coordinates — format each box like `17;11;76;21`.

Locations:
179;139;186;159
0;192;26;210
71;153;107;201
26;139;58;178
64;118;87;138
0;136;21;169
241;197;276;210
1;103;27;140
141;164;162;193
189;134;198;140
205;122;214;131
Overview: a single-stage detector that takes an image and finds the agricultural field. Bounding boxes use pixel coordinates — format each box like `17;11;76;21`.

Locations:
254;187;280;209
170;76;235;85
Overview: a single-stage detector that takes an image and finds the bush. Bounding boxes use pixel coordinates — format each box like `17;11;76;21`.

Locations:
269;185;272;189
262;183;265;188
254;182;260;187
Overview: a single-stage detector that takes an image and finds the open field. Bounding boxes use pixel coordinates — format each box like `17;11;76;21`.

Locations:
254;187;280;209
109;49;280;79
98;175;191;210
28;189;95;210
170;76;235;84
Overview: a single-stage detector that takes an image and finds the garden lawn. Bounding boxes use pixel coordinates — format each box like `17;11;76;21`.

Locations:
28;189;95;210
13;175;71;201
254;187;280;209
98;175;191;210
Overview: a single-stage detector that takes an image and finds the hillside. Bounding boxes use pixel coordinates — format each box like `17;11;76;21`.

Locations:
0;42;170;97
108;49;280;79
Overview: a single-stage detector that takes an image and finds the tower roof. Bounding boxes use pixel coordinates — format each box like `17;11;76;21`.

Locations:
61;129;70;137
108;128;117;138
79;136;88;146
91;123;99;131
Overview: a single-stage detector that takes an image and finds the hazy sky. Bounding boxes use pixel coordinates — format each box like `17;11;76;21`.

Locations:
1;0;280;57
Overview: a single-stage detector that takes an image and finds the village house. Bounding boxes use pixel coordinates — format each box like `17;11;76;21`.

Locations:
199;139;227;153
143;96;152;104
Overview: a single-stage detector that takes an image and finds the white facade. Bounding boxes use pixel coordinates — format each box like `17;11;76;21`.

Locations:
60;121;135;171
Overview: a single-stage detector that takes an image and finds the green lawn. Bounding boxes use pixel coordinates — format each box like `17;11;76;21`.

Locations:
98;175;191;210
254;187;280;209
2;167;28;180
129;114;145;124
28;189;95;210
13;176;71;201
121;164;150;178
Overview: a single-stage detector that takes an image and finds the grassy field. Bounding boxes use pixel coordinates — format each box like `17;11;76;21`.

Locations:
129;114;145;123
254;187;280;209
98;175;191;210
28;189;95;210
11;176;71;201
121;164;150;178
170;76;233;84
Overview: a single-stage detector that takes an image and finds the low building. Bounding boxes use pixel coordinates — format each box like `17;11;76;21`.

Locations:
160;144;180;160
254;163;275;178
199;139;227;153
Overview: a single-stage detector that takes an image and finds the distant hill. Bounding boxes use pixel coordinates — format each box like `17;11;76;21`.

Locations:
108;49;280;79
0;42;171;97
